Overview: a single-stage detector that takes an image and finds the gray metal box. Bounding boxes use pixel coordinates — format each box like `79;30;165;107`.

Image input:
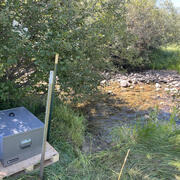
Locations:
0;107;44;167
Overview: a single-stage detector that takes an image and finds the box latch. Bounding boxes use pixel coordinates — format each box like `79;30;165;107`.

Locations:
20;139;32;149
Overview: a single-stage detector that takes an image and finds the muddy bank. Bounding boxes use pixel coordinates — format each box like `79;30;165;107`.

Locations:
82;70;180;153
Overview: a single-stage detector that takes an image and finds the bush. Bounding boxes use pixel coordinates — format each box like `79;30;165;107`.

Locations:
1;0;179;107
0;0;126;105
110;0;180;71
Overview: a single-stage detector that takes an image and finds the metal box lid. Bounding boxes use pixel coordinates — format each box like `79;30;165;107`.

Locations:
0;107;44;137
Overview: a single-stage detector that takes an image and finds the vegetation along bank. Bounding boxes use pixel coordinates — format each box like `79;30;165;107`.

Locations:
0;0;180;179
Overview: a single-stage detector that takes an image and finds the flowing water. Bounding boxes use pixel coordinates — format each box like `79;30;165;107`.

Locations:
82;82;180;152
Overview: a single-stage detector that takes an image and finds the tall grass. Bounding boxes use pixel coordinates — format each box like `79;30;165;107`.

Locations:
150;45;180;73
6;106;180;180
61;116;180;180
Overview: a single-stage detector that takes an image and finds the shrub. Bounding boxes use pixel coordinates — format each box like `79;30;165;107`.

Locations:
0;0;126;106
111;0;180;71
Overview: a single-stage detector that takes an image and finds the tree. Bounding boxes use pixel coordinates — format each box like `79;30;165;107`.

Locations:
0;0;127;107
111;0;180;71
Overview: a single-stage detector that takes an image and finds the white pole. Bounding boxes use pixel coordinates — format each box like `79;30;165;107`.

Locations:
40;71;54;179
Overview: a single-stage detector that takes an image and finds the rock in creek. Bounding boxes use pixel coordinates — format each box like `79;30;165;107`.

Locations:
103;70;180;89
120;80;130;87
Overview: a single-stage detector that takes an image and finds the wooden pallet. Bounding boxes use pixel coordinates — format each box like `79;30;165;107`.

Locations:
0;142;59;179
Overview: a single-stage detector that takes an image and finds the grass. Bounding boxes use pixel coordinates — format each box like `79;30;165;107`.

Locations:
60;115;180;180
6;97;85;180
6;108;180;180
150;45;180;73
51;101;85;147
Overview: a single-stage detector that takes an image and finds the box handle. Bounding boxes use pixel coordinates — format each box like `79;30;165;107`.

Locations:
20;138;32;149
7;157;19;165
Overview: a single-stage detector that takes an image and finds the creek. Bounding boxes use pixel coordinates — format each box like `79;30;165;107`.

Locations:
82;70;180;153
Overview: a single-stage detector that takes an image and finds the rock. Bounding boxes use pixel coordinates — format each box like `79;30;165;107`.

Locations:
100;80;106;86
108;90;113;95
129;86;134;89
170;88;178;93
120;80;130;87
106;70;180;90
139;78;146;82
144;114;150;119
155;83;161;89
174;83;180;87
164;88;170;92
132;78;138;84
171;81;178;85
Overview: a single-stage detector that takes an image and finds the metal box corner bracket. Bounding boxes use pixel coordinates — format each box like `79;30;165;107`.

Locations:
0;107;44;167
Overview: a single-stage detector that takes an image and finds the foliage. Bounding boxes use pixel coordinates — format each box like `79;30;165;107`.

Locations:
160;0;180;44
0;0;127;107
111;0;180;71
51;101;85;147
1;0;180;107
150;45;180;73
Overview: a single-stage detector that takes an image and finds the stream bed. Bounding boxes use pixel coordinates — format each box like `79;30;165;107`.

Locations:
82;70;180;153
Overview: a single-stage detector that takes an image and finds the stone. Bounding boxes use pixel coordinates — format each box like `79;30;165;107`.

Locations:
164;88;170;92
100;80;106;85
129;86;134;89
120;80;130;87
174;83;180;87
155;83;161;89
106;70;180;92
108;90;113;95
132;78;138;84
170;88;178;93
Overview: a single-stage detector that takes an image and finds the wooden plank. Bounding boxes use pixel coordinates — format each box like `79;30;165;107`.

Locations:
0;142;59;179
40;71;54;179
